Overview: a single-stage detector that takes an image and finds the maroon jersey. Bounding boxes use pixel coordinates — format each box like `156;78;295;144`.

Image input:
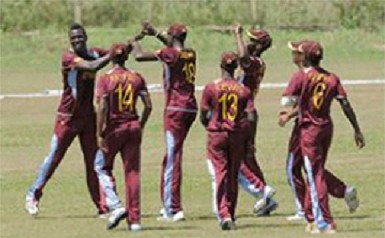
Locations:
238;56;266;98
156;47;197;112
95;66;149;133
283;67;347;126
201;78;254;132
58;48;107;118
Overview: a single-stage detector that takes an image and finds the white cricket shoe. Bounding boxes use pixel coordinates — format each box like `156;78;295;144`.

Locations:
159;208;165;216
25;195;39;216
107;207;127;230
253;185;276;215
156;210;185;222
255;198;278;216
310;224;337;234
129;224;142;231
344;186;359;213
221;217;235;230
286;212;305;221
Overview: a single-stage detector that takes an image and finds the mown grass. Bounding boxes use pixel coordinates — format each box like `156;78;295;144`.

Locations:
0;84;384;238
0;27;384;94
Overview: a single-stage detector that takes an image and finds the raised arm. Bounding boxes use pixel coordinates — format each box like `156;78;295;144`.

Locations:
233;24;251;67
74;53;110;72
131;41;158;62
337;97;365;149
142;22;168;45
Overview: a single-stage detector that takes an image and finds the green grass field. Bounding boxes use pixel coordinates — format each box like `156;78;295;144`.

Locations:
0;28;384;238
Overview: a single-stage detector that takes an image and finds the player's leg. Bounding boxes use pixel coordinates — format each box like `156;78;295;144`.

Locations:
302;124;335;233
321;126;359;212
286;124;306;220
121;127;142;231
95;131;126;230
286;150;306;220
78;117;108;215
25;117;77;216
159;111;195;220
228;131;247;223
206;131;233;229
238;111;265;197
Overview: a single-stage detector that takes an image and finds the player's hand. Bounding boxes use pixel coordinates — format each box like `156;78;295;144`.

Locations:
142;21;157;36
232;24;243;35
354;131;365;149
278;110;290;127
98;136;108;153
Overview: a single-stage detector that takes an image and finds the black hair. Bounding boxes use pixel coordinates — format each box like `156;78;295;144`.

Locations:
303;56;321;67
69;22;87;38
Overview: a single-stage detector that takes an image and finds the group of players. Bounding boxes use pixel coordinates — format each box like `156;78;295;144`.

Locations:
24;21;365;234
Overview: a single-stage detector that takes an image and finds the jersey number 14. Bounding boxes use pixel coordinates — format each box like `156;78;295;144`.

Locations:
115;83;133;112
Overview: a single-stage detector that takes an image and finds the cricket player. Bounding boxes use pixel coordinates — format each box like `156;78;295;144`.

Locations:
281;40;365;233
131;22;197;221
281;40;360;221
94;42;152;231
232;24;277;215
25;23;110;217
200;51;256;230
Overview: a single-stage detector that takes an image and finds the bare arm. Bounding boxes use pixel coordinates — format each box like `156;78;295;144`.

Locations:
247;110;257;141
75;53;110;72
200;110;210;128
131;41;158;62
278;105;299;127
142;22;168;45
233;24;251;67
95;96;108;151
139;93;152;129
337;97;365;148
96;96;108;138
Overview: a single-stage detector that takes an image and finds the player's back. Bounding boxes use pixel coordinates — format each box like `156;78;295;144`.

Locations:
203;78;253;132
98;67;147;131
238;56;266;98
157;47;197;111
300;67;345;126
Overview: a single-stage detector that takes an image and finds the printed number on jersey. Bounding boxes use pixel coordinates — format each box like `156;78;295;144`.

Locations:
311;74;328;110
115;83;133;112
218;93;238;121
182;62;195;84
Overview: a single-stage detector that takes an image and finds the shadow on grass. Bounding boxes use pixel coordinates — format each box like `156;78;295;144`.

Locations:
111;225;198;232
236;222;304;230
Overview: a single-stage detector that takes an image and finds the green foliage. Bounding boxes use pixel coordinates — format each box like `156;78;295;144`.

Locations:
1;0;384;32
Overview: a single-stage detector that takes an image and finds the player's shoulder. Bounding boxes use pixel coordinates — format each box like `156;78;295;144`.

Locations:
182;48;196;56
62;49;75;60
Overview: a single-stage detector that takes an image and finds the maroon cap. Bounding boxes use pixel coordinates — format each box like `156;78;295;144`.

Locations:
167;23;187;37
247;29;271;44
298;40;323;60
110;43;128;60
288;40;310;52
220;51;238;68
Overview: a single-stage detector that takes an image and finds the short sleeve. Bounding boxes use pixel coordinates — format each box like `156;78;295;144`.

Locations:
335;77;347;99
200;85;212;111
62;51;82;71
137;74;149;96
283;72;303;97
156;47;178;65
95;75;108;103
